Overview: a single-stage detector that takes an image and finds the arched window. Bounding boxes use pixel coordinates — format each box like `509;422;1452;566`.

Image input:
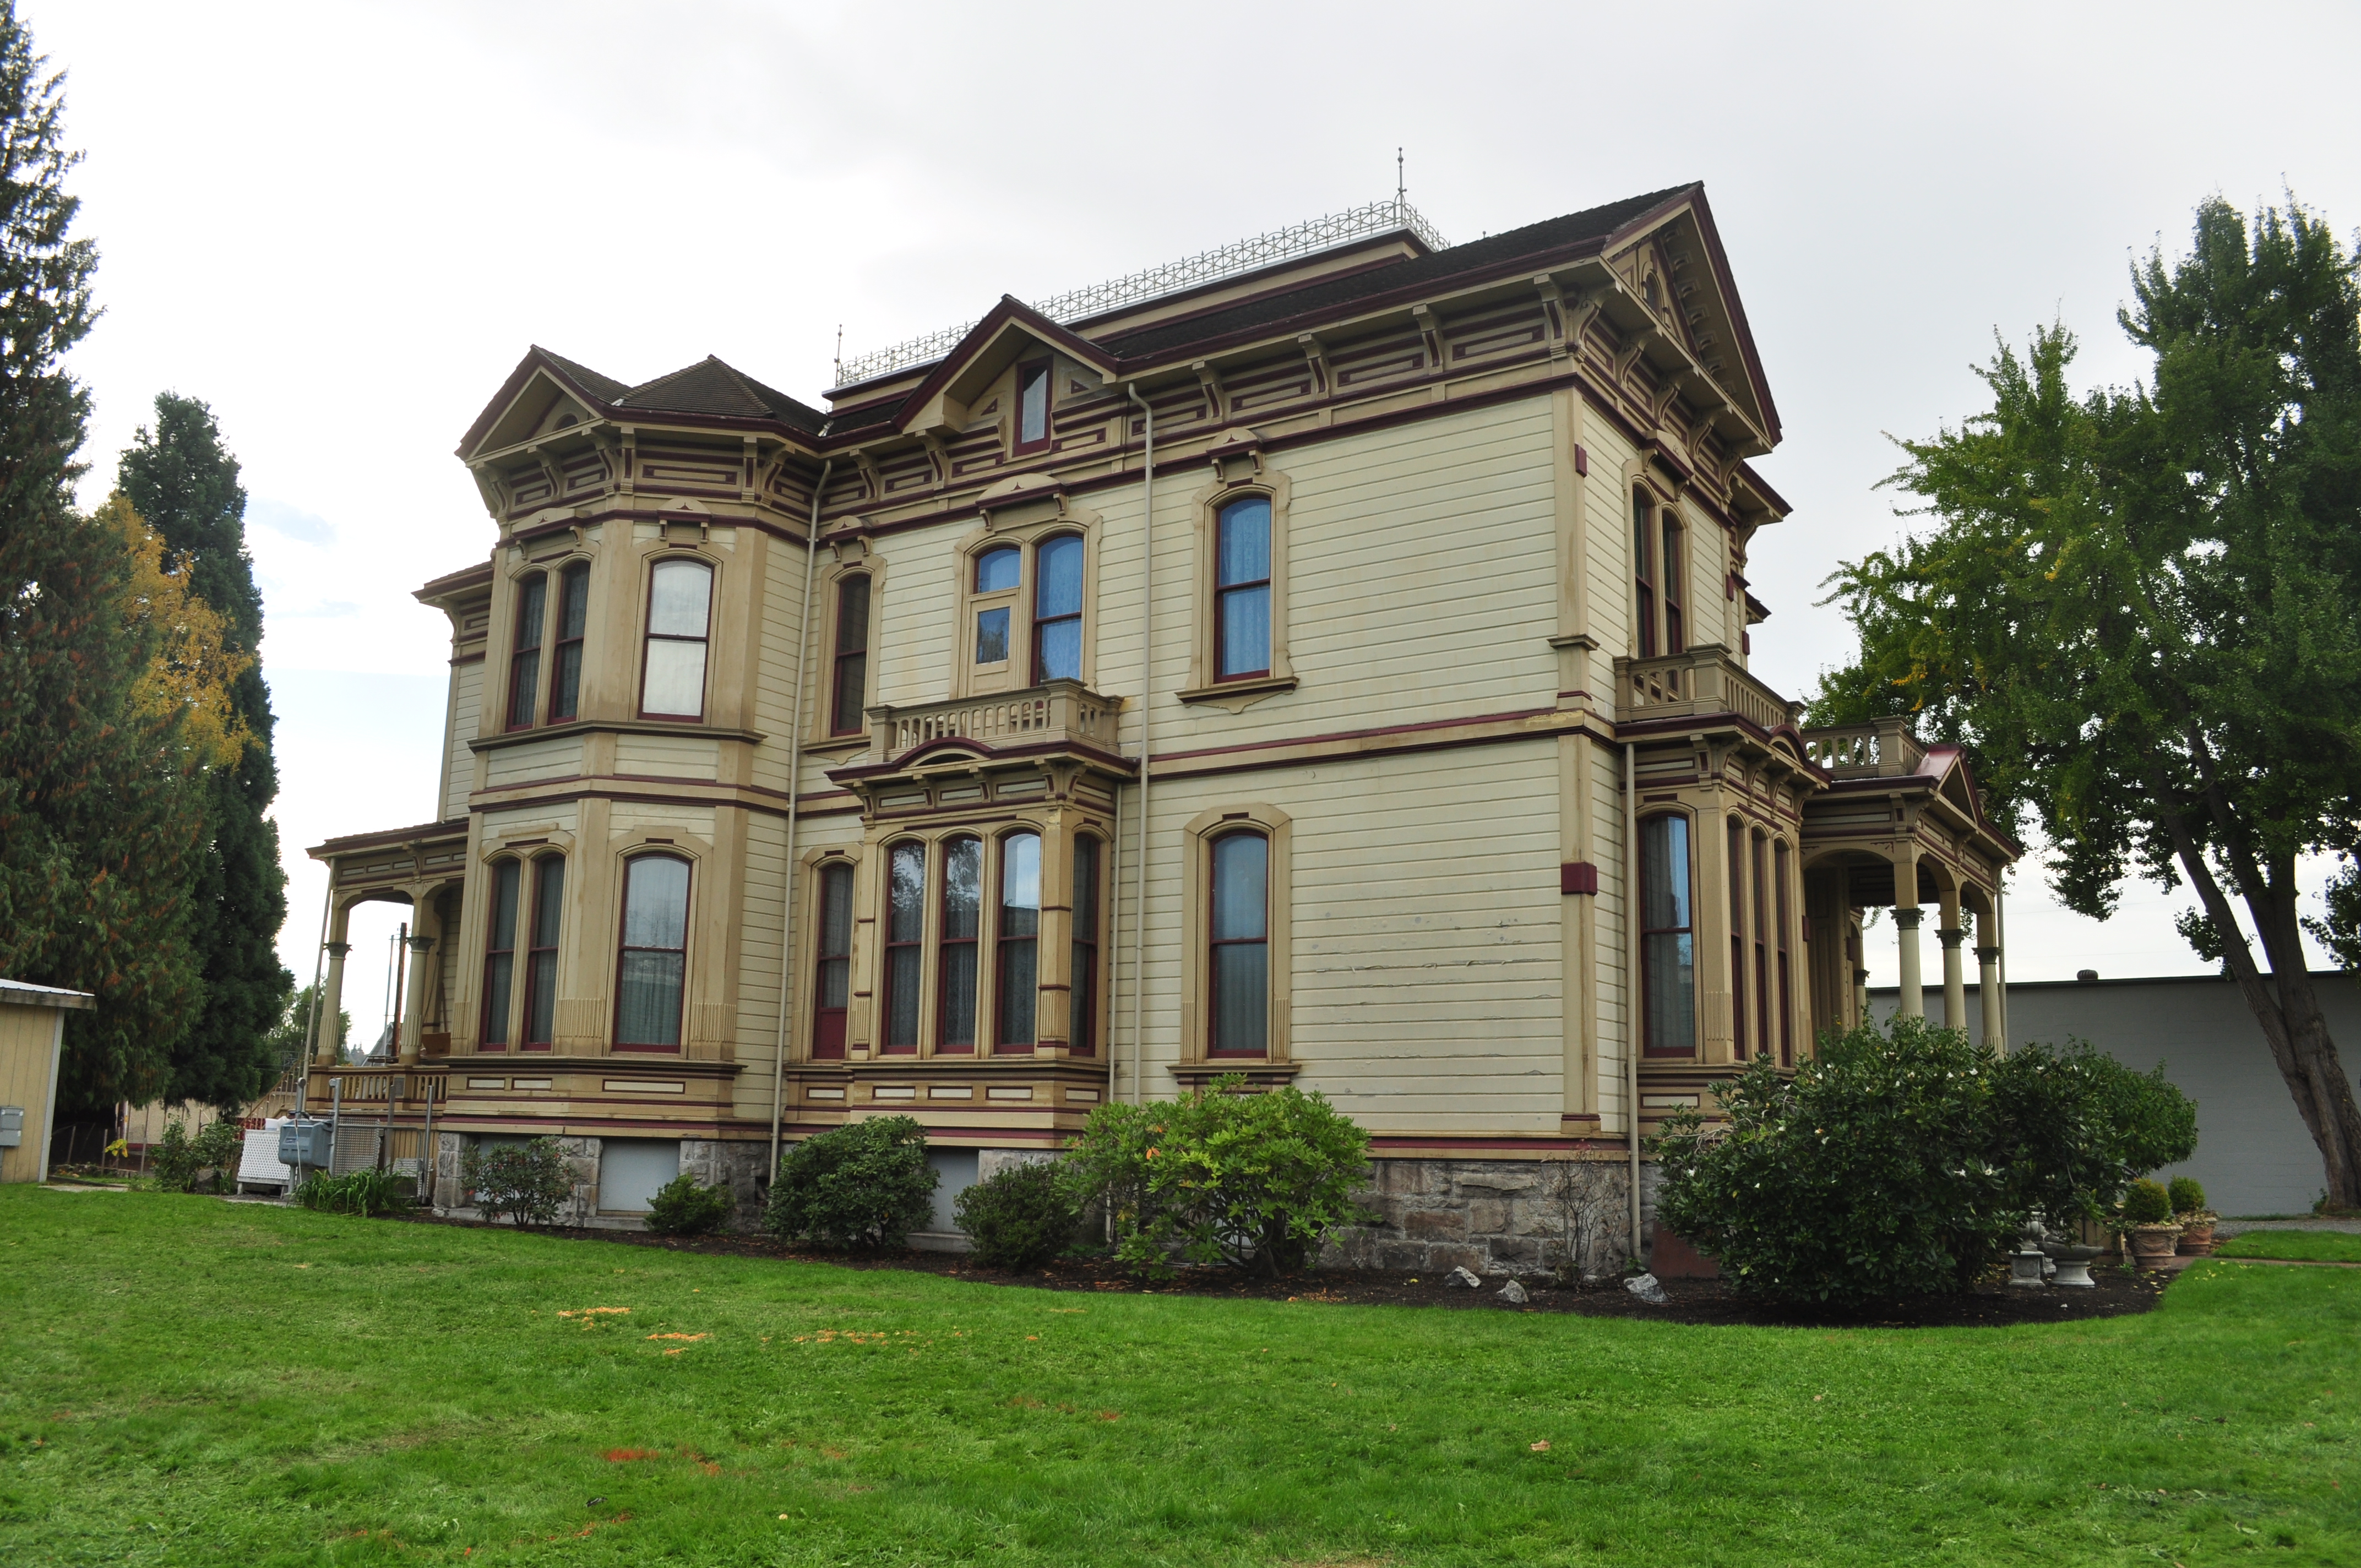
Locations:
882;842;925;1054
1641;814;1696;1056
1631;490;1656;658
813;861;854;1060
551;562;590;722
507;574;546;729
616;854;690;1049
641;559;712;720
829;574;871;736
1032;537;1084;683
1209;832;1269;1056
1774;840;1794;1066
1216;497;1272;680
1070;835;1101;1057
1752;830;1772;1063
481;860;521;1050
996;832;1042;1051
937;836;982;1052
1661;514;1686;656
521;857;564;1050
1727;816;1747;1055
972;546;1021;669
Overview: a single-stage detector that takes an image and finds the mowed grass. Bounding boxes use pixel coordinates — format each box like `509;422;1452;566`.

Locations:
1;1190;2354;1567
2217;1229;2361;1263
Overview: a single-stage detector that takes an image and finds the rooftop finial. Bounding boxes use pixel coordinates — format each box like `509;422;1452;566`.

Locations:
1396;146;1406;213
833;323;843;385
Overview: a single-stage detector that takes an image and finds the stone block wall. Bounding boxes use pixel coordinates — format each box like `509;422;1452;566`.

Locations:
682;1136;772;1232
431;1130;602;1228
1324;1156;1645;1278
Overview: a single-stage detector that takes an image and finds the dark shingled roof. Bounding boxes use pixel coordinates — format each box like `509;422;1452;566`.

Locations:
617;356;829;433
538;347;629;405
1097;184;1696;362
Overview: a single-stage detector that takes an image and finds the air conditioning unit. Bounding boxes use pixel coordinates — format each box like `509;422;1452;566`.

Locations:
278;1119;332;1168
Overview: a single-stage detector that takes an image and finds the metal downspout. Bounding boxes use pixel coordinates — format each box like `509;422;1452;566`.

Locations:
1623;741;1643;1260
769;457;835;1182
1124;383;1154;1103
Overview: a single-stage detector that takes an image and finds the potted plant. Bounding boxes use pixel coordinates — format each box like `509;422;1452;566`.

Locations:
2120;1178;2183;1264
2168;1176;2218;1254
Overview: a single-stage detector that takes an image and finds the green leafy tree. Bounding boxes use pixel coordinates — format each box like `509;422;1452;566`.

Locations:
0;4;205;1112
118;394;291;1112
1814;196;2361;1206
264;982;345;1070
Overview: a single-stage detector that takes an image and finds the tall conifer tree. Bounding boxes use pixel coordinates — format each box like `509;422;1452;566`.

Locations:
120;395;293;1108
0;1;205;1111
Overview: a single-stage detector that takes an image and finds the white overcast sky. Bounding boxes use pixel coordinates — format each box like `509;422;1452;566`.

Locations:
28;1;2361;1036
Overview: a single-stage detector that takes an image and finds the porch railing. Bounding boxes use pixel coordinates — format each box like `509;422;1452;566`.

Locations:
1616;646;1802;736
1798;717;1928;780
867;680;1124;765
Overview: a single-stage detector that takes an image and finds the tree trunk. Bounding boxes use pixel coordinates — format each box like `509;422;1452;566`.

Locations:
2168;823;2361;1207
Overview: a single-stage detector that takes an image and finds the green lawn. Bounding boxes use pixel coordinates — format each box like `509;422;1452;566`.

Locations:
2216;1229;2361;1263
2;1190;2354;1566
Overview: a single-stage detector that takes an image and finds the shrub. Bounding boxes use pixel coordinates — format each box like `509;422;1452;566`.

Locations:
1653;1017;2020;1305
462;1137;576;1227
1988;1041;2199;1226
645;1172;736;1237
2167;1175;2207;1215
764;1117;935;1250
955;1160;1079;1271
1061;1076;1371;1280
148;1117;242;1193
295;1168;414;1216
2123;1178;2173;1225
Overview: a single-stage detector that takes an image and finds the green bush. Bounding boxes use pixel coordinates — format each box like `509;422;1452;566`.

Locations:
2168;1175;2207;1215
645;1172;736;1237
1060;1076;1371;1280
1987;1041;2198;1226
1653;1017;2020;1305
2123;1178;2174;1225
146;1118;242;1193
955;1160;1079;1271
461;1137;576;1227
295;1168;414;1216
764;1117;935;1250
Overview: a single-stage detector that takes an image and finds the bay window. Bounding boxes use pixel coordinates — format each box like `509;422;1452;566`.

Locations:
481;860;520;1050
995;832;1041;1051
616;854;690;1049
521;856;563;1050
882;842;924;1054
641;558;712;720
813;860;853;1060
551;562;589;722
1641;814;1696;1056
508;574;546;729
938;836;982;1052
1071;836;1101;1056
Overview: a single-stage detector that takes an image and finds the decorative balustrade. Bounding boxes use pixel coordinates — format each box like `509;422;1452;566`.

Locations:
1798;718;1927;780
1617;646;1802;736
868;680;1124;766
309;1068;446;1107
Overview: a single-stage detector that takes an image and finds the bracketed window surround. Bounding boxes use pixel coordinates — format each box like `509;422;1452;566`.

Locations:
1178;804;1293;1065
500;552;595;734
461;827;583;1056
639;552;716;722
1181;465;1296;711
949;512;1098;699
1624;468;1693;662
614;848;694;1052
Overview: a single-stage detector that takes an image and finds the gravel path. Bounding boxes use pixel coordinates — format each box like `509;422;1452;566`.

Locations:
2215;1217;2361;1235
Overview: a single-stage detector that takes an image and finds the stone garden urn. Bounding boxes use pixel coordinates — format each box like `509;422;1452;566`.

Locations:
2040;1236;2102;1288
2176;1214;2218;1255
2128;1223;2184;1264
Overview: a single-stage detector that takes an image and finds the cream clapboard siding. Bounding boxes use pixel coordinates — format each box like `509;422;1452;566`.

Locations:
1588;731;1634;1130
443;660;483;821
749;533;814;795
483;736;583;789
615;732;720;781
1125;741;1567;1134
730;809;789;1116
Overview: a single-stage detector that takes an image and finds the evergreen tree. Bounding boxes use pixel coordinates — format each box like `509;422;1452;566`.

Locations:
119;394;292;1111
0;3;205;1111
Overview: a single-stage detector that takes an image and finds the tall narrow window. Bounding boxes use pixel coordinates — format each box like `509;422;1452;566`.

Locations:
1016;362;1051;448
550;562;589;722
830;575;871;736
521;857;563;1049
1632;490;1656;658
481;860;520;1050
1774;841;1794;1066
1209;832;1269;1055
1727;819;1747;1055
881;844;924;1053
641;559;712;720
996;832;1041;1051
1753;832;1772;1065
1641;815;1696;1055
508;574;546;729
973;547;1019;667
1661;515;1686;656
1032;537;1083;683
814;861;853;1060
937;836;982;1052
616;854;689;1049
1216;497;1272;679
1070;836;1101;1057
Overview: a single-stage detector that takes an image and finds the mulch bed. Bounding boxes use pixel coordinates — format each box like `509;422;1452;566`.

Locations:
390;1210;2172;1328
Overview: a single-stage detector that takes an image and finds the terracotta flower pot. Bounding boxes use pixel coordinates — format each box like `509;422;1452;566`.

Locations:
2129;1223;2183;1262
2177;1218;2217;1255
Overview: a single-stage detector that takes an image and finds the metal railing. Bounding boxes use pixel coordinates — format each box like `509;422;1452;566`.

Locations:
834;198;1450;387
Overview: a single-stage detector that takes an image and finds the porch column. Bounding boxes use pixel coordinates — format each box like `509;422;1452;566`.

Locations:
1976;905;2004;1050
1939;924;1967;1034
316;900;352;1066
1893;907;1925;1019
398;930;436;1064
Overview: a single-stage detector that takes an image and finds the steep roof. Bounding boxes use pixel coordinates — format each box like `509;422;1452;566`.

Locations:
614;355;828;433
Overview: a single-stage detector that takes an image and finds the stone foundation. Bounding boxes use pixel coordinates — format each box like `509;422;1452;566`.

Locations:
1324;1156;1651;1278
681;1136;772;1232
